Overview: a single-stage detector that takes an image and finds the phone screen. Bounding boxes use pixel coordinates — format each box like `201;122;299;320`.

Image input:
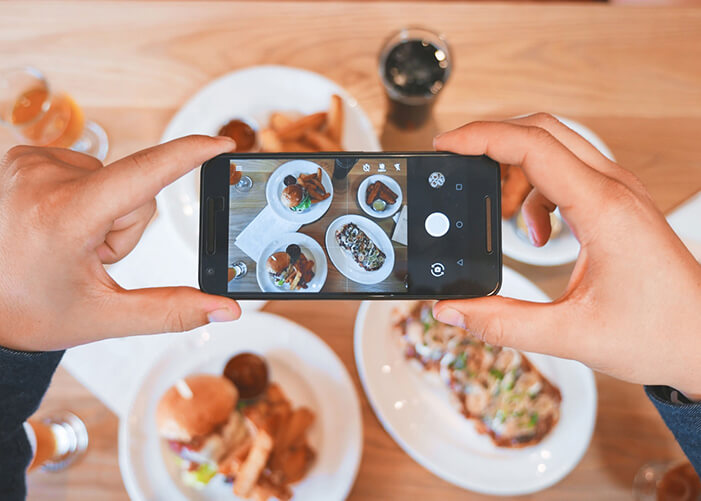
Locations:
202;153;501;299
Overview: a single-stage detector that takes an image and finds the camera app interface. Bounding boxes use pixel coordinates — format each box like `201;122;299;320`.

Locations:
227;157;409;294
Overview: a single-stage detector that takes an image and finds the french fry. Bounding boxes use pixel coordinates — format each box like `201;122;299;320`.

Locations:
233;428;274;498
260;128;283;152
277;112;327;141
327;94;344;145
280;140;316;153
269;112;294;131
303;129;342;151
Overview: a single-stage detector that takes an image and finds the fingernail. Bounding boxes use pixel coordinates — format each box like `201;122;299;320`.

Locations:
435;308;465;328
432;135;442;149
528;226;538;246
207;308;238;323
214;135;237;146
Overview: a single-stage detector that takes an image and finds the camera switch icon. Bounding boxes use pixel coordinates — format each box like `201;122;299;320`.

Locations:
430;262;445;278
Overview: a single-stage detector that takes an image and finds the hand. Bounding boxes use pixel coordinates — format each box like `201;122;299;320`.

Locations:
0;136;241;352
433;114;701;398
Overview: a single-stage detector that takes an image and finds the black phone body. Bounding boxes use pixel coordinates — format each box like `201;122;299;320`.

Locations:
200;152;501;300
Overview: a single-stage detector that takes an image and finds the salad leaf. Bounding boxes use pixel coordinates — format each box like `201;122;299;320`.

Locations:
182;462;218;488
528;412;539;428
451;352;467;370
489;368;504;380
292;193;312;212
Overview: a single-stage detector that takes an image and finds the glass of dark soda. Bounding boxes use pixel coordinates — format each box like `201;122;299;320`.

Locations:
379;27;452;130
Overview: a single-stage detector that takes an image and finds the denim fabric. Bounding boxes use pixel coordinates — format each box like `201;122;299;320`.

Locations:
646;385;701;477
0;346;64;500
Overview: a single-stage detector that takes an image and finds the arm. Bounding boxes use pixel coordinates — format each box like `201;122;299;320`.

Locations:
433;114;701;470
0;347;63;500
0;136;242;495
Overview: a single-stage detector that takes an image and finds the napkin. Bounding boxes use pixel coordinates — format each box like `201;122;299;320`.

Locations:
235;206;301;260
60;210;265;417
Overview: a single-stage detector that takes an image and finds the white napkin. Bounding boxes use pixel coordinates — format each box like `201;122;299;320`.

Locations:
666;191;701;261
60;210;265;417
235;206;301;260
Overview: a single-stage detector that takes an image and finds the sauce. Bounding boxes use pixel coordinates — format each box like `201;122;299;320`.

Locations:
223;353;268;399
218;119;257;152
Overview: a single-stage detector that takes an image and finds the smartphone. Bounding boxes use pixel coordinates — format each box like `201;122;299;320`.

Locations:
199;152;501;299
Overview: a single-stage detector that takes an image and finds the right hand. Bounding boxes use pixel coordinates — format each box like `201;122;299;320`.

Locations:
433;113;701;398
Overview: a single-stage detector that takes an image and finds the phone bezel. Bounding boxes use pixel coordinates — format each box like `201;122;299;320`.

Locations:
199;152;502;300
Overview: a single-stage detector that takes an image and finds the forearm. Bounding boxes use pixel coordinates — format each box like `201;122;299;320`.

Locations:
0;345;64;500
646;385;701;477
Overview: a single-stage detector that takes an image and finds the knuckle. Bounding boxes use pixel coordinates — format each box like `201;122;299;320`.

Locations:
164;307;188;333
525;124;557;145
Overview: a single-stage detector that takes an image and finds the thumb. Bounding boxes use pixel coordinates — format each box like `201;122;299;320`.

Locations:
104;286;241;337
433;297;567;357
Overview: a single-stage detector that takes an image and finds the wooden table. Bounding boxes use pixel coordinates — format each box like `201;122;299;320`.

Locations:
2;1;699;499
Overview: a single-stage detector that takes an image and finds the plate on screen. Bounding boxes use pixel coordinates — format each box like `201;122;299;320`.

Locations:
157;65;381;256
354;267;597;495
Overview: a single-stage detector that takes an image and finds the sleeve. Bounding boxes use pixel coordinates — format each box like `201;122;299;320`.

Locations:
645;385;701;476
0;345;64;501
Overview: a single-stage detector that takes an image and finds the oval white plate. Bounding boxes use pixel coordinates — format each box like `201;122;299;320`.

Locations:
502;116;615;266
325;215;395;285
119;312;363;501
354;267;597;496
255;233;327;293
157;65;381;255
265;160;333;224
357;174;403;219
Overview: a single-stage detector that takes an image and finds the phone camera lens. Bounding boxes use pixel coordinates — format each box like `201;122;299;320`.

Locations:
206;267;215;276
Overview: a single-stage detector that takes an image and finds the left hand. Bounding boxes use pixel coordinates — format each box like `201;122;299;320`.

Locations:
0;135;240;351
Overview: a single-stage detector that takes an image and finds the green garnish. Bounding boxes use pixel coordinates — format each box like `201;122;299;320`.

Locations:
292;193;312;212
528;412;539;428
451;352;467;370
276;278;284;286
182;462;218;488
489;368;504;380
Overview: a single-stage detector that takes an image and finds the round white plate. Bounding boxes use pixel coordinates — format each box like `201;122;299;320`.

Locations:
119;312;363;501
157;65;381;255
354;267;597;496
265;160;333;224
357;174;403;219
502;116;615;266
255;233;327;293
325;215;395;285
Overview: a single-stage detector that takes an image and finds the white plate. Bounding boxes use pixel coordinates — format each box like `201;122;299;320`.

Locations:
325;215;395;285
357;175;403;219
158;65;381;255
255;233;327;293
502;116;615;266
119;312;363;501
354;267;597;496
265;160;333;224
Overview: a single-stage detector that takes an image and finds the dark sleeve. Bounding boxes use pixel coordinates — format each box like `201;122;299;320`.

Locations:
646;385;701;476
0;346;64;501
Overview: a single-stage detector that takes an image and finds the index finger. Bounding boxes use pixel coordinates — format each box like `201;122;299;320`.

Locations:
86;135;235;218
434;121;607;216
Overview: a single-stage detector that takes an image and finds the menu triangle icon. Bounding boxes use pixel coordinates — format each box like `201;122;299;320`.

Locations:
457;259;464;266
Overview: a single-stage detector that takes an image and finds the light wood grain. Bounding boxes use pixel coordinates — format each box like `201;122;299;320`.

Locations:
8;1;700;500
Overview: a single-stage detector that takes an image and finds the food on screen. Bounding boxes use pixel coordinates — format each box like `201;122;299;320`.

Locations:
156;353;315;500
365;180;398;212
281;168;330;213
393;301;562;448
260;95;345;153
266;244;315;291
335;223;386;272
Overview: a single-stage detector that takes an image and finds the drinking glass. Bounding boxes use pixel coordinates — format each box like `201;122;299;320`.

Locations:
25;411;89;472
230;159;253;192
0;67;108;160
378;27;452;130
633;459;700;500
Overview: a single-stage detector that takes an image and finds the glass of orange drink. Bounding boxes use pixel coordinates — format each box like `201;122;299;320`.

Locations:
0;66;108;160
